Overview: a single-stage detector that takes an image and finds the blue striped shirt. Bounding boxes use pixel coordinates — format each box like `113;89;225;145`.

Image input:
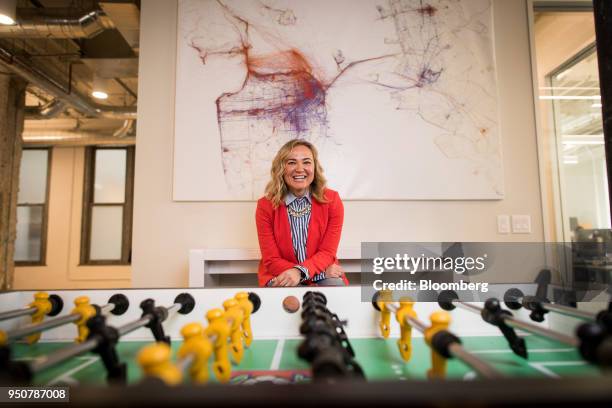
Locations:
285;192;326;283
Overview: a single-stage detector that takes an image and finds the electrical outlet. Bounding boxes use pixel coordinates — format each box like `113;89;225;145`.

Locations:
512;215;531;233
497;215;510;234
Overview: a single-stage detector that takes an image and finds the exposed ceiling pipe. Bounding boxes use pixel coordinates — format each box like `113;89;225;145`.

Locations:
96;107;137;120
0;9;114;38
112;119;135;138
0;46;137;120
25;118;131;132
22;116;136;145
22;132;135;146
24;118;81;131
24;99;66;119
22;128;136;146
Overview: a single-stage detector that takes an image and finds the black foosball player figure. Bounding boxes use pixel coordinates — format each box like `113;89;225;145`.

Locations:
298;291;364;381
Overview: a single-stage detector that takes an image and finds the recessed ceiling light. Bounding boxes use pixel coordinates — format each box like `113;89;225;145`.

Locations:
91;74;110;99
0;0;16;25
0;14;15;25
92;90;109;99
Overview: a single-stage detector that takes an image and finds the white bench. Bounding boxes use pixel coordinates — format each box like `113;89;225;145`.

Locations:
188;248;363;287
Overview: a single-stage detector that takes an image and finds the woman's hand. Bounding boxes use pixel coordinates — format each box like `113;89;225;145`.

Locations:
272;268;302;287
325;263;345;278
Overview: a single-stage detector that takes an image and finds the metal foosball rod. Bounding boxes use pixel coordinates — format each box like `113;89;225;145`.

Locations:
373;293;504;379
175;353;196;374
503;288;597;323
439;291;612;367
12;294;196;383
0;293;63;322
438;291;579;348
0;294;129;345
116;295;192;340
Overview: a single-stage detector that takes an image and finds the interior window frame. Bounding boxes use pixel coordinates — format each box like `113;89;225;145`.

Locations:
80;145;135;266
15;147;52;267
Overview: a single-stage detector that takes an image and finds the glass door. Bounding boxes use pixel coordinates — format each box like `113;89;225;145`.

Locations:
548;47;610;241
533;6;610;298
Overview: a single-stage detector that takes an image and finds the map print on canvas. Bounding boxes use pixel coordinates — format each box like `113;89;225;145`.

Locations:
174;0;502;200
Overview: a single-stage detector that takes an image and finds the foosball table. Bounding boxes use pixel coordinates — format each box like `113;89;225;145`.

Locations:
0;287;611;406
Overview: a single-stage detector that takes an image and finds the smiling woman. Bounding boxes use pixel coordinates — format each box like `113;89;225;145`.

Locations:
255;139;348;288
283;144;315;198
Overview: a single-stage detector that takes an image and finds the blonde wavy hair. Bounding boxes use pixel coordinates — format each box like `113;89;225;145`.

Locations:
264;139;328;207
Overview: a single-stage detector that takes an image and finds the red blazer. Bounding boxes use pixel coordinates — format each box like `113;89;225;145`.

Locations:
255;188;349;287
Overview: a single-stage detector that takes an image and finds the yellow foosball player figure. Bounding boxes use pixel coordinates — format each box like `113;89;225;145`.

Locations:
25;293;51;344
71;296;97;343
137;342;182;386
25;293;58;344
223;298;245;364
376;290;393;338
205;308;232;383
178;322;213;384
235;292;254;347
395;298;417;361
424;311;452;379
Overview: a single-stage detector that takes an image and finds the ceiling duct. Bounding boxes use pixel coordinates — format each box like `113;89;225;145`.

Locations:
24;118;81;131
24;118;127;131
24;99;66;118
22;131;135;146
99;2;140;54
0;46;136;120
112;119;134;138
22;116;136;145
0;9;114;38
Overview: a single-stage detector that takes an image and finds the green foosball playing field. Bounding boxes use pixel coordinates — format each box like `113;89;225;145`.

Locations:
10;335;601;386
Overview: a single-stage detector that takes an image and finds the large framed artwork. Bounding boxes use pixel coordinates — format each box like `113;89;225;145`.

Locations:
174;0;502;200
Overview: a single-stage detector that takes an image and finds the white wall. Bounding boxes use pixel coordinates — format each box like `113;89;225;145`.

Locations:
133;0;544;288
